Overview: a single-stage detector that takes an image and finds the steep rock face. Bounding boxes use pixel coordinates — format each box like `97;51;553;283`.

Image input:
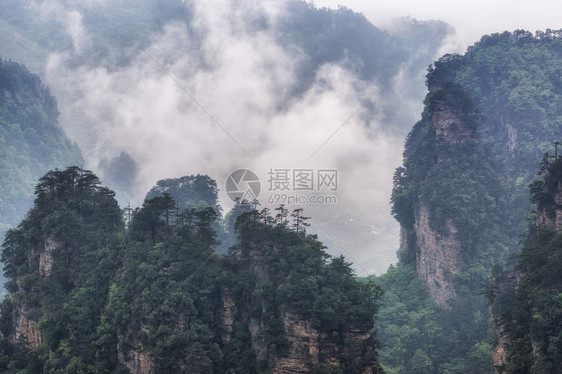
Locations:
9;240;49;348
221;290;236;343
118;342;153;374
488;272;519;374
490;311;508;374
396;85;477;307
536;180;562;231
10;237;59;347
270;311;376;374
413;204;461;306
431;101;475;143
117;325;154;374
247;308;376;373
39;237;57;276
504;122;517;153
12;305;42;348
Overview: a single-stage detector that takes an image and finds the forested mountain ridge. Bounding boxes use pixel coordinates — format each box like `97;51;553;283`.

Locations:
0;57;83;275
376;30;562;373
0;167;382;373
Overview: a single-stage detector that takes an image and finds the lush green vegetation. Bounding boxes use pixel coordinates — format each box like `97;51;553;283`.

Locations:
428;30;562;184
0;58;83;271
384;31;562;373
391;81;517;279
1;167;122;372
489;155;562;374
374;265;493;374
0;167;381;373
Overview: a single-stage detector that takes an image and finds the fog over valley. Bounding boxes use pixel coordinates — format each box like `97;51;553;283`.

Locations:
1;0;454;274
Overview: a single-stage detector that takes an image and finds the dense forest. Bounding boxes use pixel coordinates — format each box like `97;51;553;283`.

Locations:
0;167;382;373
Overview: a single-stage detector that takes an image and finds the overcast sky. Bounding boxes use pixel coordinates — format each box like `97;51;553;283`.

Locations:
314;0;562;52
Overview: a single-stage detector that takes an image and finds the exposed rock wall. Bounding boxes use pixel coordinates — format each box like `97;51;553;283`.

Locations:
504;123;517;152
431;101;475;143
39;237;57;276
13;306;42;348
247;309;376;374
399;91;474;307
413;204;461;307
488;273;518;374
118;341;153;374
536;181;562;231
270;311;376;374
490;305;508;374
221;290;236;343
10;239;57;347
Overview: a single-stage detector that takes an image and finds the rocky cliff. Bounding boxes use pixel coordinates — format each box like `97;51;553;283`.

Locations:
117;327;154;374
396;83;477;307
245;309;376;374
431;100;476;144
535;180;562;231
387;31;562;373
240;244;378;373
413;204;461;306
488;272;518;373
10;237;61;348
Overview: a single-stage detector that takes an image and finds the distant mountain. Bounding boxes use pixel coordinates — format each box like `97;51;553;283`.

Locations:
0;0;451;131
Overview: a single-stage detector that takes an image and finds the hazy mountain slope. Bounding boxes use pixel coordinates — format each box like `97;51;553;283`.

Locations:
378;30;562;373
0;57;82;251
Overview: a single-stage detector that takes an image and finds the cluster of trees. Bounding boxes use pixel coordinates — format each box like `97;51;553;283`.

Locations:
0;167;381;373
1;167;122;372
145;175;221;212
374;265;493;373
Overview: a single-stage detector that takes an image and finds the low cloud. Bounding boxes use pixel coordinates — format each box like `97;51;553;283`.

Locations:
39;0;436;275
